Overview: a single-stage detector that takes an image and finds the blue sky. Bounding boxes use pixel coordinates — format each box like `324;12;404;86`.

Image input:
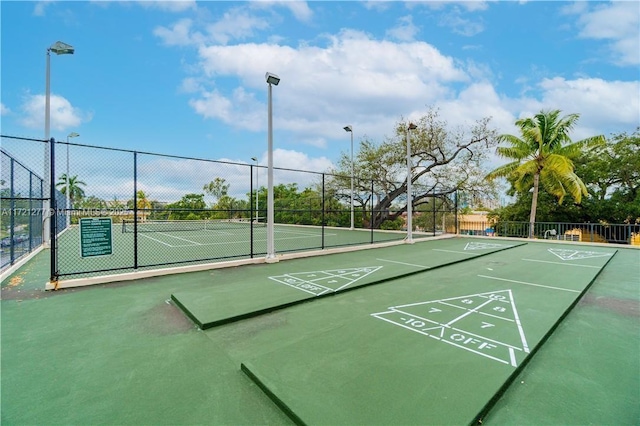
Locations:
1;1;639;201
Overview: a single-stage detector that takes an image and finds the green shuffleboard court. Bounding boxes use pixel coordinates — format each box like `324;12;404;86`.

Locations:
172;237;524;329
231;242;617;425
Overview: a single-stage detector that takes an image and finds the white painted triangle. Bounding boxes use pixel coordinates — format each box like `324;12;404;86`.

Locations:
269;266;383;295
371;289;529;367
464;242;511;250
548;248;613;261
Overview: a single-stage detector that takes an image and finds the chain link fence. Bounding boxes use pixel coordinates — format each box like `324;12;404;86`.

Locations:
1;136;68;270
1;135;458;281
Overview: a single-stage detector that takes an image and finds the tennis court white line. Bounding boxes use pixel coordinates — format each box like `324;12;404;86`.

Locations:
432;249;475;255
477;275;580;293
376;258;428;269
522;258;600;268
147;233;329;248
160;233;202;245
139;233;174;247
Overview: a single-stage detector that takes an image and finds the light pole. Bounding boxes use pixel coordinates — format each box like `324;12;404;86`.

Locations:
265;72;280;262
406;123;417;244
44;41;74;245
251;157;259;222
66;132;80;228
343;125;354;230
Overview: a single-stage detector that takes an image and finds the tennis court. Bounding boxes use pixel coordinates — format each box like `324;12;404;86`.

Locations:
55;218;426;279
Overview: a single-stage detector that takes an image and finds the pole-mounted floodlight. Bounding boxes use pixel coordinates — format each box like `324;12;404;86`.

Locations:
265;72;280;262
265;72;280;86
44;40;74;245
406;122;418;244
65;132;80;228
343;125;354;230
251;157;259;222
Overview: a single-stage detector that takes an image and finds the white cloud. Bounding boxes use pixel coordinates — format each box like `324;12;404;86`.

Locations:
188;30;470;146
154;18;202;46
189;87;263;131
273;148;333;173
250;1;313;22
1;103;10;115
535;77;640;138
33;0;55;16
386;15;420;42
205;8;270;45
154;8;271;46
19;94;91;131
136;0;196;13
438;12;484;37
362;1;392;12
571;2;640;66
422;1;490;12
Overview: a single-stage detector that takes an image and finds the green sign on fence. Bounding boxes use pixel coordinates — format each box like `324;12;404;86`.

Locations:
80;218;113;258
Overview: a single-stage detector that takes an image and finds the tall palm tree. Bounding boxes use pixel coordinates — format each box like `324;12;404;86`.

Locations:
486;110;604;238
56;174;86;206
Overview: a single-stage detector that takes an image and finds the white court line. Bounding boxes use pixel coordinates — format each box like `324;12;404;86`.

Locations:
522;258;600;268
377;258;429;269
275;230;337;237
165;233;326;248
438;301;515;322
334;268;379;291
477;275;580;293
508;347;517;367
388;308;524;351
432;249;475;255
159;233;202;245
444;299;494;327
139;233;174;247
509;293;530;353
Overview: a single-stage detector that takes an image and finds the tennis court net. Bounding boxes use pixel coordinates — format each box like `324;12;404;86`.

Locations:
121;218;266;233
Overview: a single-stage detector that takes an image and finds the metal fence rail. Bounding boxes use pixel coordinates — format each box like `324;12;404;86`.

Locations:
459;219;640;244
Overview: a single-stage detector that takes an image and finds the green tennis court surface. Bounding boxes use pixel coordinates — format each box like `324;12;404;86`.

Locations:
56;221;424;278
172;238;524;329
226;242;618;425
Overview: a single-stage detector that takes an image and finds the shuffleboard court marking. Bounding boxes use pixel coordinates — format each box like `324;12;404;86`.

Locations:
547;248;614;261
522;258;601;268
477;275;581;293
269;266;383;295
377;258;430;268
465;242;515;250
371;290;529;367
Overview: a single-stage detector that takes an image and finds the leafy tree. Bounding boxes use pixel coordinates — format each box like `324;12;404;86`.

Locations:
125;190;154;222
203;178;229;201
574;128;640;223
109;196;125;209
78;196;107;209
485;110;604;237
328;108;499;228
166;193;207;220
56;174;86;205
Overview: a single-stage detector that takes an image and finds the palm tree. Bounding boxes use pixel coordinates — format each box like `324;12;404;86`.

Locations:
486;110;604;238
136;190;152;222
56;174;86;206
